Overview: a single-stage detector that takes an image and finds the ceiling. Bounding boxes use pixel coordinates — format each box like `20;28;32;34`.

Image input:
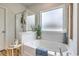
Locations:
22;3;63;7
22;3;38;7
22;3;64;13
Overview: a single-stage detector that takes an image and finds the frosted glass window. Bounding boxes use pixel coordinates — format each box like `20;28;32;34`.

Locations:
26;15;35;31
42;8;63;31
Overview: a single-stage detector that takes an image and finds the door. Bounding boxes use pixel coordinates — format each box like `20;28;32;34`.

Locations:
0;7;5;50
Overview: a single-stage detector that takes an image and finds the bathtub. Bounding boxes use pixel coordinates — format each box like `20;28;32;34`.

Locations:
21;32;68;56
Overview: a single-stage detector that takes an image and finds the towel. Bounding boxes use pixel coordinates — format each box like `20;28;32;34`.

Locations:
36;48;48;56
63;33;68;44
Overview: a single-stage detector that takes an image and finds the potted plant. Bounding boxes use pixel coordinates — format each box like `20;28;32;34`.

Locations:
36;25;41;39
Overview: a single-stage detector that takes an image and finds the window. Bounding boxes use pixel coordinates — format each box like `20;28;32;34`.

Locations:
41;8;63;31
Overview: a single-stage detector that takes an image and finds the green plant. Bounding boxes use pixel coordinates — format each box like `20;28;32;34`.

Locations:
21;13;26;24
36;25;41;39
20;12;26;32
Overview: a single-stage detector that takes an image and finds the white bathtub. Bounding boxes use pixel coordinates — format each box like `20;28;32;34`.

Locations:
21;32;68;56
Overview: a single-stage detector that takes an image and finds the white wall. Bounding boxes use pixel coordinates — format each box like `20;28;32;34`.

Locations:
0;3;26;48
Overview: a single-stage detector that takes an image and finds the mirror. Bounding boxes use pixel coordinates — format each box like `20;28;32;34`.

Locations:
26;14;35;31
15;10;36;40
